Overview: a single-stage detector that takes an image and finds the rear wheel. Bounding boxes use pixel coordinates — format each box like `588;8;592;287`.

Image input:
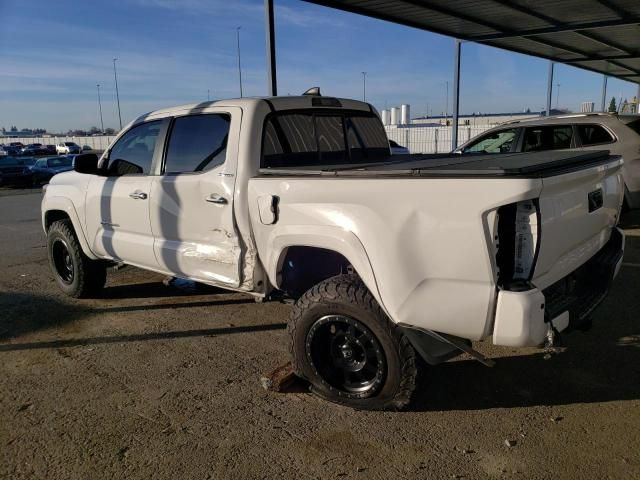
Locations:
47;219;107;298
288;274;417;410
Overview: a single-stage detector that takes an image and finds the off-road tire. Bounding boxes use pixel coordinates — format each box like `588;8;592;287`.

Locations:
47;219;107;298
288;274;417;410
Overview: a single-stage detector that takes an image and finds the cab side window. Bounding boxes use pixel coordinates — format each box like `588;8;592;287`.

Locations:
103;121;162;176
163;114;231;173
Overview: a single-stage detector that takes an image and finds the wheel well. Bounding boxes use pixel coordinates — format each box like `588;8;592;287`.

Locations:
45;210;70;231
278;246;352;299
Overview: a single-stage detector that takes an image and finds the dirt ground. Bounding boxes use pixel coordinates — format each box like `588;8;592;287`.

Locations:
1;189;639;480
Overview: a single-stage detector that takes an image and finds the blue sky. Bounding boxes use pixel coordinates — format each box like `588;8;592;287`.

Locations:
0;0;638;131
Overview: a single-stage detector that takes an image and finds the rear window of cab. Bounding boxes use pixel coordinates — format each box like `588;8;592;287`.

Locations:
261;110;390;168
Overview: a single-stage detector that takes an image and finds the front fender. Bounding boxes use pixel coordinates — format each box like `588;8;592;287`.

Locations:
265;225;386;313
42;195;98;260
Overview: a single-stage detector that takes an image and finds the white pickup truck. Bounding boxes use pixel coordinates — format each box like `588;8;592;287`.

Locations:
41;92;625;410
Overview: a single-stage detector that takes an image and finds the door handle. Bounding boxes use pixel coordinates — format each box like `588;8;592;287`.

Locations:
129;191;148;200
206;193;228;205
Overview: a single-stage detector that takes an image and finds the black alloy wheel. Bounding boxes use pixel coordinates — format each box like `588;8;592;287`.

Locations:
306;314;387;397
52;238;74;284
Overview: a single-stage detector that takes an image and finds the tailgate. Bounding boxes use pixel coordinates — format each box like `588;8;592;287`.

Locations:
532;155;624;289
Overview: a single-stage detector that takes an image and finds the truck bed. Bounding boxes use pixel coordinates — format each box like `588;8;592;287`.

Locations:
258;150;615;178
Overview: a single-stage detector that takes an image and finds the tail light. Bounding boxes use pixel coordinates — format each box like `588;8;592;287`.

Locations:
495;200;540;290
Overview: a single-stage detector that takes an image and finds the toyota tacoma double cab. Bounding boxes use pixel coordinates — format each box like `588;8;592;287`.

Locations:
41;92;625;410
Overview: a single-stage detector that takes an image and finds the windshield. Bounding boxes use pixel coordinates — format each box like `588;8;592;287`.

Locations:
261;110;391;169
48;157;73;167
64;142;76;146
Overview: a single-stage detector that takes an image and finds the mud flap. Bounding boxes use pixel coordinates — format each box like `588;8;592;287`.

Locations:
398;323;495;367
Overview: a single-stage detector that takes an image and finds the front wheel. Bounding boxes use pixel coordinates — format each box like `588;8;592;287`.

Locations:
288;274;417;410
47;219;107;298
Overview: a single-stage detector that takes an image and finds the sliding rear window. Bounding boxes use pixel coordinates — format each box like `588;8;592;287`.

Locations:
261;110;389;168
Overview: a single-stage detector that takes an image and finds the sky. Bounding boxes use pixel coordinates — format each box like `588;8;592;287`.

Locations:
0;0;638;132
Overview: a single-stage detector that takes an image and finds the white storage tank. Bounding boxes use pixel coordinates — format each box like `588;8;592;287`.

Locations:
390;107;400;125
581;101;595;113
381;109;390;126
400;104;411;125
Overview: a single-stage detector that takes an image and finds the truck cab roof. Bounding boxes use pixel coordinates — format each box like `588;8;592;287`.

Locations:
133;95;374;125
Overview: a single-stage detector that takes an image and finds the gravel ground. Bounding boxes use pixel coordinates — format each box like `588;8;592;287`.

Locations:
0;190;639;479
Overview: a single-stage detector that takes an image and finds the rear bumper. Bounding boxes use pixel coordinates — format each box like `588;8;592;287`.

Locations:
493;227;624;347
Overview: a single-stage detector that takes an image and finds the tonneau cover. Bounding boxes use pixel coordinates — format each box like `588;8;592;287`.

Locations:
259;150;615;178
365;150;612;177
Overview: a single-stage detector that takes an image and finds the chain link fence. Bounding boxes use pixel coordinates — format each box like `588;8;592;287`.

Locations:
385;125;493;154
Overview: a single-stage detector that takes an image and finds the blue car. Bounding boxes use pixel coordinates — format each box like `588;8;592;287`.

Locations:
30;156;75;185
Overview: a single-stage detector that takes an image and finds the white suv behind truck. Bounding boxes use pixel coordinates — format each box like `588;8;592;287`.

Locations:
41;93;625;410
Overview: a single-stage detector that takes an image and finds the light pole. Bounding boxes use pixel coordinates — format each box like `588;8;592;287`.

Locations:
236;27;243;98
556;83;561;109
361;71;367;102
208;89;210;101
97;84;104;134
445;81;449;121
113;58;122;130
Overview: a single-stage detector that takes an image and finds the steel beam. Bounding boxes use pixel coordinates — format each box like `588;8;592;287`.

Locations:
546;61;554;116
302;0;640;85
601;75;608;112
451;39;461;151
265;0;278;96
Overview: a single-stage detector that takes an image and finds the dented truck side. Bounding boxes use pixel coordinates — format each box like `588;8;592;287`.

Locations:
42;94;626;410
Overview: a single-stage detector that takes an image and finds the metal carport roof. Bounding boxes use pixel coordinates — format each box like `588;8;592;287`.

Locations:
301;0;640;85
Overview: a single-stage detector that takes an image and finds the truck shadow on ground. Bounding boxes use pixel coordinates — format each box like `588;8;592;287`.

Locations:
412;338;640;411
0;321;286;352
0;289;262;346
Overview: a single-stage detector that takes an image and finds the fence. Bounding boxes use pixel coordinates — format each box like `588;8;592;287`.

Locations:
2;135;117;151
5;125;494;156
385;125;492;154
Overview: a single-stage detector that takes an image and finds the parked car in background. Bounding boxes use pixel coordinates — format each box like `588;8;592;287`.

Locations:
0;146;7;156
45;144;57;155
56;142;81;154
30;156;75;185
1;145;21;156
21;143;48;156
389;139;410;154
8;142;24;149
0;157;33;186
454;113;640;209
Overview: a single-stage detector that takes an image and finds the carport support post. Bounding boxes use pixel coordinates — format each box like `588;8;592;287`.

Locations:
601;75;608;112
265;0;278;96
451;39;461;151
546;61;554;116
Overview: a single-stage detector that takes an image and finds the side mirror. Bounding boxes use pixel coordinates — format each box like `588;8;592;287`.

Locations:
73;153;99;174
